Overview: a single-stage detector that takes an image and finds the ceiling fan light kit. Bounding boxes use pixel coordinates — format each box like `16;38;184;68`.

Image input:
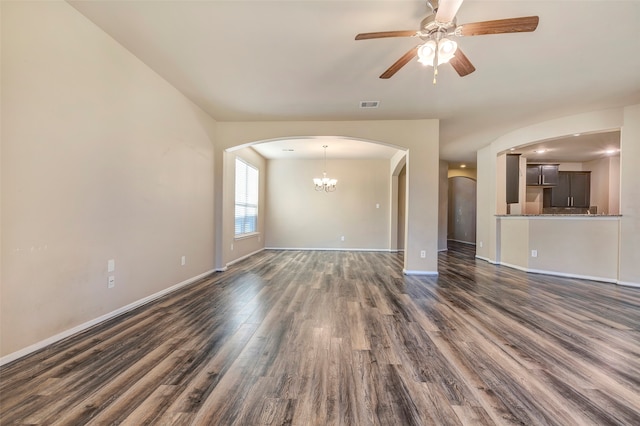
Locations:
355;0;539;82
417;37;458;66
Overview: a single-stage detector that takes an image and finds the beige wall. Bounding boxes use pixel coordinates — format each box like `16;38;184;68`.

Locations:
529;218;619;280
265;158;390;250
476;147;497;263
498;217;619;282
477;107;640;287
498;218;530;268
215;120;440;274
223;147;267;266
438;161;448;251
609;156;620;215
1;2;217;358
397;165;406;251
619;104;640;286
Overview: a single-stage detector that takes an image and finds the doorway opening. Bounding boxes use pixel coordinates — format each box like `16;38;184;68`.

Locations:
448;176;476;245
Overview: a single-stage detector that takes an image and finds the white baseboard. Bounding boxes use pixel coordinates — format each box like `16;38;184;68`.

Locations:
264;247;394;252
0;269;215;367
225;248;265;267
499;262;618;285
403;270;439;276
448;239;476;245
616;280;640;288
475;255;498;264
497;261;531;273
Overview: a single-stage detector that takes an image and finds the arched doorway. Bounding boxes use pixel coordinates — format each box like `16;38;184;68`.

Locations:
222;137;408;267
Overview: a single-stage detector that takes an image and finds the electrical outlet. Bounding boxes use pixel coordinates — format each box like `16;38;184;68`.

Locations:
231;243;234;251
108;276;115;288
376;203;380;209
531;249;538;258
341;236;345;241
479;241;483;248
181;255;186;266
420;250;426;258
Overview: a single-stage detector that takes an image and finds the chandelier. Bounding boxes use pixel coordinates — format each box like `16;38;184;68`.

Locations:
313;145;337;192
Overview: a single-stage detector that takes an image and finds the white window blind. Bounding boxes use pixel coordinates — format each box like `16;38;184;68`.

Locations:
235;158;258;236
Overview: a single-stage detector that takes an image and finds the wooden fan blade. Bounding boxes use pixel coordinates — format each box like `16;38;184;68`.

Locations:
380;46;419;79
449;48;476;77
355;30;417;40
459;16;539;36
435;0;464;23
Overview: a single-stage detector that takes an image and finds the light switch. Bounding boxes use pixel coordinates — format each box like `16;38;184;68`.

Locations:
107;259;115;272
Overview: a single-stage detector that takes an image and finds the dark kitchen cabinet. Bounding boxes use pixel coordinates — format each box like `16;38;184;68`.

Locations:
506;154;520;204
550;171;590;207
526;164;559;186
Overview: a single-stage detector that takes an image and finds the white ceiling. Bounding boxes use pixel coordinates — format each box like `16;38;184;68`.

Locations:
246;137;403;160
508;130;621;163
68;0;640;163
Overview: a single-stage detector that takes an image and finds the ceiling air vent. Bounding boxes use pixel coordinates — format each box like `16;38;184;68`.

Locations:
359;101;380;109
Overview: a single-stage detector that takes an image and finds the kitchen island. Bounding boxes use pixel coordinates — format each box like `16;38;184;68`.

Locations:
495;214;621;283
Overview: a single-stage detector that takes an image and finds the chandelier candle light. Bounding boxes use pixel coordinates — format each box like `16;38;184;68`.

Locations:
313;145;337;192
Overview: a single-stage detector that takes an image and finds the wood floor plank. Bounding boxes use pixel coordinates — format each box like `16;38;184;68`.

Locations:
2;243;640;425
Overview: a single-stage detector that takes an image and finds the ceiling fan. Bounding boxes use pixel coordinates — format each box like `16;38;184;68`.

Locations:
355;0;539;82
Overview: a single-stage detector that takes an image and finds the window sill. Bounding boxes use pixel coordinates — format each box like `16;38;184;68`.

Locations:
234;232;260;241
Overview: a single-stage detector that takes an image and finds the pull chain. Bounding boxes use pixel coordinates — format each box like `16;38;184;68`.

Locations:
433;45;439;85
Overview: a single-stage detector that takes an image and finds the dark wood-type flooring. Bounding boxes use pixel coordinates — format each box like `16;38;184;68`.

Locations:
1;242;640;425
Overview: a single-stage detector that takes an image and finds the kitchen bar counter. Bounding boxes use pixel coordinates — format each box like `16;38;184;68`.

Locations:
495;215;620;283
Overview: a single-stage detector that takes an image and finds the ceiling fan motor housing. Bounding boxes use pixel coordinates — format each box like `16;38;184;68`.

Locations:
420;14;457;41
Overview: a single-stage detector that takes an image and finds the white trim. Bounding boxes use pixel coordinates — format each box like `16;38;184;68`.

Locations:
403;270;439;276
215;267;228;272
616;280;640;288
264;247;395;252
226;248;265;267
498;262;618;284
438;248;448;252
0;269;215;367
448;239;476;245
234;232;261;241
497;261;531;273
476;255;498;264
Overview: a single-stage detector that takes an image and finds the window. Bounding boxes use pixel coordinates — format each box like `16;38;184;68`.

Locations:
235;158;259;236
